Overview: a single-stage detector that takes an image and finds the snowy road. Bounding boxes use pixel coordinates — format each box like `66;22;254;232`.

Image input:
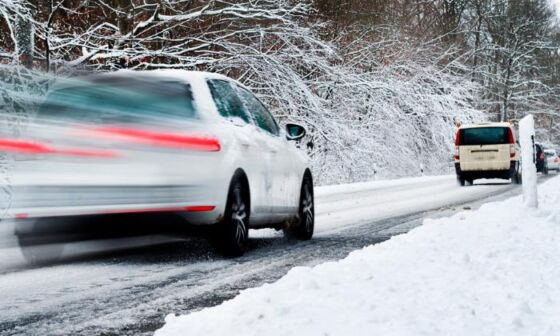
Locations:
0;174;551;335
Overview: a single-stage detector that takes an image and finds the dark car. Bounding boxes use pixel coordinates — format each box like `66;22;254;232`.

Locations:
535;143;548;174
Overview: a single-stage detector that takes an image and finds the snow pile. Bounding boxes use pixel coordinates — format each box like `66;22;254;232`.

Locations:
519;115;538;208
156;176;560;336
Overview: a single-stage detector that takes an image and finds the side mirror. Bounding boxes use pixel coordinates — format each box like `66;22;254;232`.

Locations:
285;123;306;141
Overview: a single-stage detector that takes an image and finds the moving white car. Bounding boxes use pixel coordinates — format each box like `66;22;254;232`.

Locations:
545;149;560;172
2;70;314;262
454;122;521;186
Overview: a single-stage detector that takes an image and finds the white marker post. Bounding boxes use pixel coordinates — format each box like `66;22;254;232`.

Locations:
519;115;538;208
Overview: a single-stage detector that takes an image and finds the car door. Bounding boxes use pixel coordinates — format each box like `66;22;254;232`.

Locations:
206;79;271;221
234;85;294;216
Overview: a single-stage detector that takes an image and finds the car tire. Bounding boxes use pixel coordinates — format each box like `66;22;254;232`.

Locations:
16;218;65;265
544;164;549;175
513;166;522;184
18;236;64;265
215;177;249;257
284;175;314;240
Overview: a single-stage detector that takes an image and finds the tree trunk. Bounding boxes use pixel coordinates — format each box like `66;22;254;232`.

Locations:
15;1;34;69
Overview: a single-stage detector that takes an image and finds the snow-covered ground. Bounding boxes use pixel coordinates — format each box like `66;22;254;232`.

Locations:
0;174;515;269
156;175;560;336
313;174;514;234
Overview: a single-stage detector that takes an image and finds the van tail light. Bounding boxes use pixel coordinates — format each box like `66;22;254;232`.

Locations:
454;129;461;160
507;128;515;144
507;128;516;158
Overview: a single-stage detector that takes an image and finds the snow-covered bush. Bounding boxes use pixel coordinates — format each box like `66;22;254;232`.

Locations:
1;1;486;185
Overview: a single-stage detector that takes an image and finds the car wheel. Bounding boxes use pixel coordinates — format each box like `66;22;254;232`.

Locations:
544;164;549;175
216;178;249;257
513;166;522;184
513;172;522;184
18;236;64;265
16;218;65;265
284;175;314;240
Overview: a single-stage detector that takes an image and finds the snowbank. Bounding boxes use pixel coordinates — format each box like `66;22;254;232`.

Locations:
156;176;560;336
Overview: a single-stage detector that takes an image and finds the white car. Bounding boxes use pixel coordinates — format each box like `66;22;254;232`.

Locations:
2;70;314;262
545;149;560;172
454;122;521;186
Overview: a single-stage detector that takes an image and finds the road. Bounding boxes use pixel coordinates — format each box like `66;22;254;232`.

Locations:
0;174;550;335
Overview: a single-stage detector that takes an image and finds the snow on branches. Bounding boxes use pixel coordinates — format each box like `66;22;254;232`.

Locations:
1;1;486;184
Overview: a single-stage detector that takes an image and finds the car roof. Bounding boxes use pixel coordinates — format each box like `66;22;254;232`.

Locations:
54;70;246;91
110;69;234;83
460;122;512;129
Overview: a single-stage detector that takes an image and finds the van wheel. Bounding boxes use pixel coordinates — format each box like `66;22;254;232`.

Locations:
466;179;474;186
457;175;466;186
215;178;249;257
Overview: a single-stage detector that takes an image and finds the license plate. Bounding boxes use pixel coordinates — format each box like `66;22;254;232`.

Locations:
474;156;496;160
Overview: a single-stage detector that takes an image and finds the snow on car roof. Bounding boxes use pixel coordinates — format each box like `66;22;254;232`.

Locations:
460;122;512;129
110;69;249;89
52;69;245;91
112;69;233;83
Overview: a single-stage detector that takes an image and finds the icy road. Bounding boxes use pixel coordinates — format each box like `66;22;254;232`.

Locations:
0;174;551;335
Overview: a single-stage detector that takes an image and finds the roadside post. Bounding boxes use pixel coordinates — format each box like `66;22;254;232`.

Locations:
519;115;538;208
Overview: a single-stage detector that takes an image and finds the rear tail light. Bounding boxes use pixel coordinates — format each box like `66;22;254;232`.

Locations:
540;152;545;160
0;138;117;158
185;205;216;212
507;128;515;144
454;129;461;160
0;138;52;154
455;129;461;146
104;205;216;215
507;128;516;158
91;127;221;152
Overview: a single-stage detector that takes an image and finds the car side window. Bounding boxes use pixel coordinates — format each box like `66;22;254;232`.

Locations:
207;79;250;123
236;86;279;136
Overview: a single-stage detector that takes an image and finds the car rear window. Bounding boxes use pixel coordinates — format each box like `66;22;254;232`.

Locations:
459;127;510;145
38;78;197;123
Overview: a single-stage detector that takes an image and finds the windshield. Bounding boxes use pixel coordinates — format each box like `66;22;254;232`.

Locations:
38;78;197;124
459;127;510;146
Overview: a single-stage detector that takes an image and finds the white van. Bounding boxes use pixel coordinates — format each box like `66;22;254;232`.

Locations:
454;122;521;186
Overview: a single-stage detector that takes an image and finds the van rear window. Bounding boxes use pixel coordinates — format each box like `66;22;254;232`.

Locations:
459;127;509;145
